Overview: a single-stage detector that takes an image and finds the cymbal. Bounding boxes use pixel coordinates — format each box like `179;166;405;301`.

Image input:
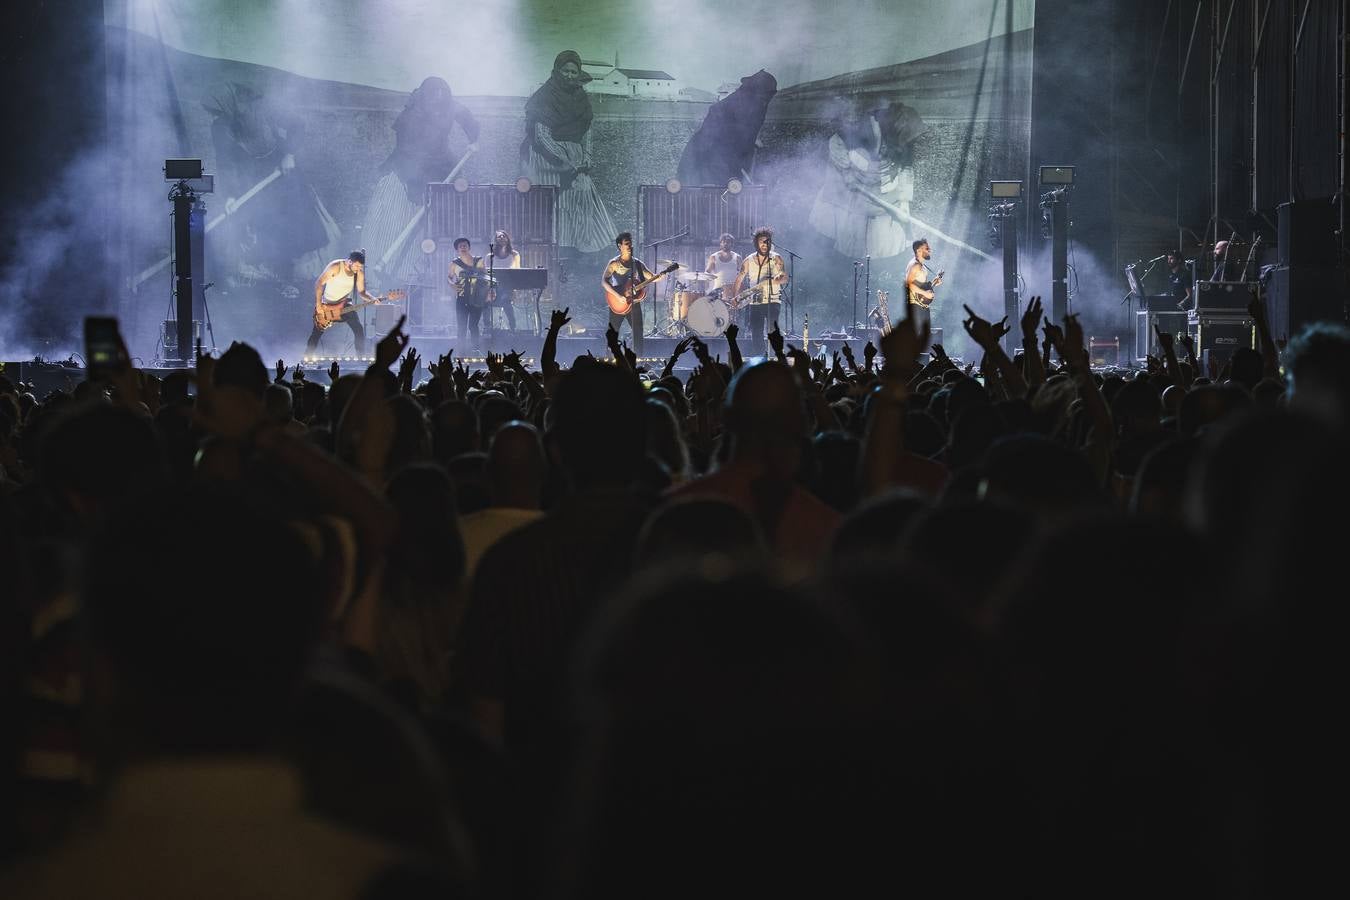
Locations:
681;271;716;282
656;259;684;267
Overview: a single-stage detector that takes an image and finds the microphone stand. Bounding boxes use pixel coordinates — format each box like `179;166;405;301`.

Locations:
864;255;871;334
851;260;862;339
645;227;689;335
487;241;495;342
774;241;803;335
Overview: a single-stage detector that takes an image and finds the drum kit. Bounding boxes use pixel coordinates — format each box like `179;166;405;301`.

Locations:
657;262;731;338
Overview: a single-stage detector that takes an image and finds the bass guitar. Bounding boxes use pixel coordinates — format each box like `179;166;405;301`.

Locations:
314;290;405;331
605;262;678;316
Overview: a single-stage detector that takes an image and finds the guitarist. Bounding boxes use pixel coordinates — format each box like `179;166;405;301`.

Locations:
731;227;788;356
306;250;379;356
450;237;489;349
904;238;943;328
602;232;669;357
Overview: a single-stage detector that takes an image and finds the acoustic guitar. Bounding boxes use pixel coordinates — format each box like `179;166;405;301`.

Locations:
908;270;944;309
605;262;679;316
314;290;405;331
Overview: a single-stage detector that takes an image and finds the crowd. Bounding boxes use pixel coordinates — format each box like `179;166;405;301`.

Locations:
0;292;1347;898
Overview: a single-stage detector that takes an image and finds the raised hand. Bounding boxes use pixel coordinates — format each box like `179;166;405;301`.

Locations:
961;304;1001;349
485;352;505;379
1153;323;1175;353
863;341;877;363
724;322;739;343
550;307;572;330
1177;332;1195;357
504;348;524;371
328;360;340;383
374;315;409;370
605;322;621;349
930;342;951;364
397;347;420;389
1042;320;1065;352
768;323;785;357
881;302;931;376
292;364;304;382
275;359;286;383
992;316;1012;342
1020;295;1044;337
1062;313;1088;366
691;336;712;366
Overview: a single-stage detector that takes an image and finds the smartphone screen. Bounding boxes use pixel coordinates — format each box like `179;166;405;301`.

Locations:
84;317;126;381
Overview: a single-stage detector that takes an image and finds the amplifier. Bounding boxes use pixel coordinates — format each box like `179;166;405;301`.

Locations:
1187;311;1254;369
1089;336;1119;367
1194;280;1257;311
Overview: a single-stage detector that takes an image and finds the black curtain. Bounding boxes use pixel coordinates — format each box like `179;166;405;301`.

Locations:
1292;0;1340;200
1254;0;1291;209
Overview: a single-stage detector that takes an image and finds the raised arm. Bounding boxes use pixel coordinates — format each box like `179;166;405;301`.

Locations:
962;304;1028;398
1248;293;1282;379
1020;295;1047;388
542;306;570;377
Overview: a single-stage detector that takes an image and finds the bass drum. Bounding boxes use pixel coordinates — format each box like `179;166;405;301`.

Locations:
684;295;730;337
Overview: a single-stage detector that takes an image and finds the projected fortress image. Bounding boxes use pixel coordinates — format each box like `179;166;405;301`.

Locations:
2;3;1348;897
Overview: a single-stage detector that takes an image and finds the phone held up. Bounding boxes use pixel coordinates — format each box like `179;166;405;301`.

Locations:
84;317;129;382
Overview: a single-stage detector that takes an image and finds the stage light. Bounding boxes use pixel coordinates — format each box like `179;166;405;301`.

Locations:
515;177;532;193
990;180;1023;198
453;178;470;192
725;178;743;195
164;158;202;180
1038;165;1075;186
665;178;681;194
420;238;437;254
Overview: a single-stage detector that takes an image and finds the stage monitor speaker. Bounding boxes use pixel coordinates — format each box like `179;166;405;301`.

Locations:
1263;265;1348;342
1277;199;1338;266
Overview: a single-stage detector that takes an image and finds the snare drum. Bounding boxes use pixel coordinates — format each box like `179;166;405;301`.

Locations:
684;295;730;337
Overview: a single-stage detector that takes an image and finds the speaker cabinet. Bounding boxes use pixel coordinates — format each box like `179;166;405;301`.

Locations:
1263;265;1348;342
1277;199;1338;266
1188;312;1255;369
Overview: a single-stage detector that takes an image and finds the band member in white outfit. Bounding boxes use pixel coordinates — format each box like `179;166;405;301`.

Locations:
731;227;788;356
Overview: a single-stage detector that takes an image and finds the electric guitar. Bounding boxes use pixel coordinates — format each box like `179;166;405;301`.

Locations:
907;269;944;309
314;290;405;331
605;262;678;316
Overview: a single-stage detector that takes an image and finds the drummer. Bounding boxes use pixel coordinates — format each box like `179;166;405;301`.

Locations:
706;233;742;306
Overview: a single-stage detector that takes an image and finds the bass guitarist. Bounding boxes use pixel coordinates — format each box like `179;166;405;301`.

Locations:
904;237;943;328
602;232;672;357
307;250;383;357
